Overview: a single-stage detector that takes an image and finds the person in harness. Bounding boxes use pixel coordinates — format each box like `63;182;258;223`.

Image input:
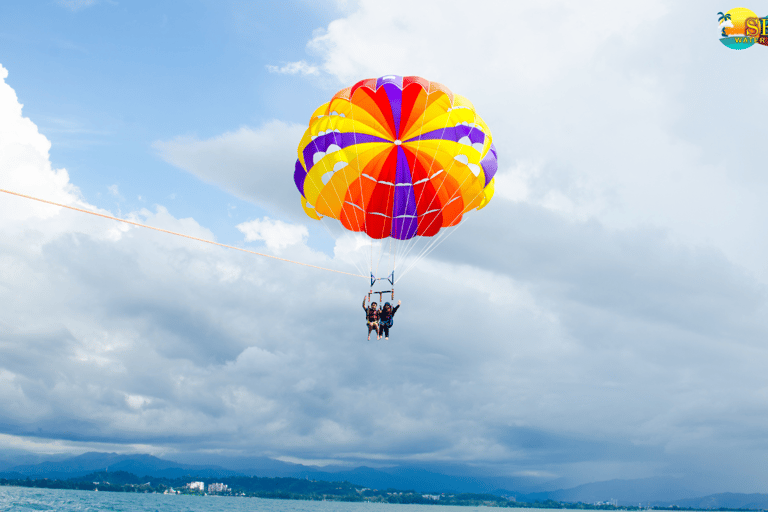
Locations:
378;300;401;340
363;297;381;340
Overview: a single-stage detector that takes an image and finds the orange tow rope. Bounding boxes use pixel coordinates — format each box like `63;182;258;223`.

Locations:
0;188;365;279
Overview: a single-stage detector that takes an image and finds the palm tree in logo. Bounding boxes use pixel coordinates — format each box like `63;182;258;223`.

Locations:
718;11;732;37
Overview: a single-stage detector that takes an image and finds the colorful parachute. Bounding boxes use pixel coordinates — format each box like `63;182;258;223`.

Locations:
294;75;497;240
294;75;496;284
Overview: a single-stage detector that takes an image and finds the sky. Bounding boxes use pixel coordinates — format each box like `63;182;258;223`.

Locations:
2;0;768;495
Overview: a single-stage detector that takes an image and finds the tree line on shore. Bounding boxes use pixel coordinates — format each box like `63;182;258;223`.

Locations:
0;471;753;510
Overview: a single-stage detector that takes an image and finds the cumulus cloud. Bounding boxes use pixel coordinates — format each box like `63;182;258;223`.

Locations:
145;0;768;490
237;217;308;251
298;0;768;280
307;0;667;86
5;0;768;495
266;61;320;76
0;66;81;220
0;64;117;240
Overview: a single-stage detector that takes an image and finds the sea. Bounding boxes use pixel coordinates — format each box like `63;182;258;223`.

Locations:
0;486;533;512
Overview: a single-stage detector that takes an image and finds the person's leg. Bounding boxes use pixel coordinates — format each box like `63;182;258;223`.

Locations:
382;325;389;339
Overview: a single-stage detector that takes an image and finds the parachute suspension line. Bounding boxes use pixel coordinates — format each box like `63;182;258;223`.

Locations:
398;157;487;282
0;188;365;279
390;236;395;283
374;236;387;282
396;217;458;282
397;186;486;283
396;222;458;283
404;170;477;275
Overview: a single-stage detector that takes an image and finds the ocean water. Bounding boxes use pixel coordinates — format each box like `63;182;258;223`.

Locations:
0;486;530;512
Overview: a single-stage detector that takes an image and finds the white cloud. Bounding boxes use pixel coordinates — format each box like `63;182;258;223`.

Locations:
237;217;308;251
6;0;768;494
298;0;768;282
266;61;320;76
0;64;117;241
57;0;98;11
308;0;667;86
274;455;347;467
6;107;768;489
153;121;305;218
0;66;80;220
107;184;123;200
125;394;152;409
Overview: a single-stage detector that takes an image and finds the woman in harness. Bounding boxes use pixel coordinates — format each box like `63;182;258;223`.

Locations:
363;297;381;340
378;300;401;340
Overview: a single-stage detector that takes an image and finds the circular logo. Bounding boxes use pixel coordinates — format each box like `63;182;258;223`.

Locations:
719;7;758;49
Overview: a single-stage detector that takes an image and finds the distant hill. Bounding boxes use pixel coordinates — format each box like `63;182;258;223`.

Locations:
519;479;768;509
298;465;511;495
670;492;768;510
0;452;239;480
166;454;317;476
0;452;511;495
5;451;768;509
519;477;703;506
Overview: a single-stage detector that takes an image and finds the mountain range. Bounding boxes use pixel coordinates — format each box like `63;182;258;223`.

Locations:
1;451;767;509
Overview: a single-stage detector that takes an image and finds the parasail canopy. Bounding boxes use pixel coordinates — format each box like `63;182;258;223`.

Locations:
294;75;497;242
